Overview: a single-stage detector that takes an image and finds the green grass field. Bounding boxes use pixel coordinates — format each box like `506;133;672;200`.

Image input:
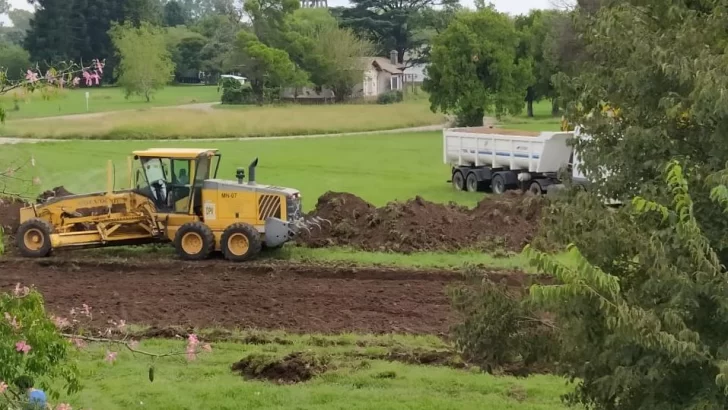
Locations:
0;85;221;119
0;131;482;209
54;332;573;410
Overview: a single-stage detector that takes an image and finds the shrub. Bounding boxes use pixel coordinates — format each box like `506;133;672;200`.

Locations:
220;78;256;105
448;275;557;374
377;90;403;105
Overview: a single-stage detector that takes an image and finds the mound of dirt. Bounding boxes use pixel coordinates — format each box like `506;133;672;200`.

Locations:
0;197;27;234
37;186;74;203
231;352;328;384
300;191;546;253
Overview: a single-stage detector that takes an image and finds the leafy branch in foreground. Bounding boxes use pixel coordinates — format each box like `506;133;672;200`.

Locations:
525;160;728;409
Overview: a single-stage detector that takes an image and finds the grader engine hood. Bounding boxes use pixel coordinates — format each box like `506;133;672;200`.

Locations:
202;179;328;247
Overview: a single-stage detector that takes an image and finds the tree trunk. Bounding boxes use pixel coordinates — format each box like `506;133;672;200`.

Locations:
551;98;559;116
527;98;534;118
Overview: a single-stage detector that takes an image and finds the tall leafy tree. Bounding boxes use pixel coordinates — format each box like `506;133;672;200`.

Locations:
422;7;533;126
285;8;373;101
164;0;188;26
229;30;303;102
110;21;175;101
335;0;450;64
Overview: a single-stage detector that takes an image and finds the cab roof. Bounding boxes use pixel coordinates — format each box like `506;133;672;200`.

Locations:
133;148;219;159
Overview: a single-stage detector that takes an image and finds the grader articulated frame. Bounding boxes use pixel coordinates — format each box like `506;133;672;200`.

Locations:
17;149;326;261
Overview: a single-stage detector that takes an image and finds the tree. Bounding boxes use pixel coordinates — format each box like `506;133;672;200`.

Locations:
230;31;302;102
0;44;31;81
336;0;438;65
526;161;728;409
164;0;188;26
0;9;34;46
515;10;564;117
285;8;373;101
192;13;243;79
422;7;533;126
164;26;207;80
110;21;175;101
243;0;300;47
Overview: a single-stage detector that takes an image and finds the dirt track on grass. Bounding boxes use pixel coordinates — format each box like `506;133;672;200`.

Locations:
0;258;545;335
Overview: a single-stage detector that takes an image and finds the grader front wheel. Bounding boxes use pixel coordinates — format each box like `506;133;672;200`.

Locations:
221;223;261;262
16;218;53;258
174;222;215;261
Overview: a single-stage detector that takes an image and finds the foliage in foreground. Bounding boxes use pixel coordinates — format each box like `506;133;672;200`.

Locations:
0;286;80;407
526;162;728;409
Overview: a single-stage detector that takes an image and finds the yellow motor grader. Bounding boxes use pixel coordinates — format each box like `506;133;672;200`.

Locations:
16;148;324;261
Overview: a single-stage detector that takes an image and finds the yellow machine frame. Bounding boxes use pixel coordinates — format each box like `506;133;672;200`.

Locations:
17;148;310;262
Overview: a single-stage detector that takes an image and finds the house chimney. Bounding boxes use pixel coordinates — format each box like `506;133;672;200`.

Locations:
390;50;398;65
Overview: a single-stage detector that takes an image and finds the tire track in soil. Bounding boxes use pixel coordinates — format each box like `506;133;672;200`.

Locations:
0;258;483;335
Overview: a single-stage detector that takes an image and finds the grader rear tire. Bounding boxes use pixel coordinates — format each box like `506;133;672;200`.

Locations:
174;222;214;261
221;223;261;262
16;218;53;258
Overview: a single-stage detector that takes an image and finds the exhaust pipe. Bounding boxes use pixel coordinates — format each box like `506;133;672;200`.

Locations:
248;157;258;186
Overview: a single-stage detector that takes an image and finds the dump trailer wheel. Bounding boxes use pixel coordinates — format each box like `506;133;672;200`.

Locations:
452;171;465;191
16;218;53;258
491;174;506;195
221;223;262;262
528;181;543;196
466;173;480;192
174;222;215;261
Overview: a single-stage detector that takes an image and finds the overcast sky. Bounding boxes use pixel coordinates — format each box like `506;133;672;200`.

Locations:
4;0;558;24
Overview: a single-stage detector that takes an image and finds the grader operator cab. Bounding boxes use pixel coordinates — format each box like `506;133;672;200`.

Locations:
16;148;324;261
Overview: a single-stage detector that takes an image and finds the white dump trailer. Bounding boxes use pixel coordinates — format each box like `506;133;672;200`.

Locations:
443;127;588;195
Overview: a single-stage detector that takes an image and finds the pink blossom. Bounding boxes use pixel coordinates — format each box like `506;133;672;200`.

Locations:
4;312;19;330
91;71;100;85
96;59;104;74
51;315;70;329
0;381;7;394
13;283;30;297
105;350;117;363
72;77;80;87
55;403;72;410
202;343;212;353
15;340;31;354
187;334;199;347
45;71;55;84
186;345;197;361
117;319;126;331
25;70;38;83
128;339;139;349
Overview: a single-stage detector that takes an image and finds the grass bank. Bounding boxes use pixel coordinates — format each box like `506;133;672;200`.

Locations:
1;99;444;140
55;331;573;410
0;85;220;119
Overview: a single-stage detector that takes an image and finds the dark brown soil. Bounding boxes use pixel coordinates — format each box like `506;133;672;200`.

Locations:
0;258;547;335
37;186;74;202
0;197;25;234
300;191;546;253
231;352;328;383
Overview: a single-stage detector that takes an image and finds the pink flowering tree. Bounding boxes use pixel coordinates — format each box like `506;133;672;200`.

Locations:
0;58;105;124
1;284;213;410
0;58;105;199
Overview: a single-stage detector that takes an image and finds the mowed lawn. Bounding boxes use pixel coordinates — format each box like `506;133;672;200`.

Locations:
0;131;485;210
0;85;221;119
56;333;573;410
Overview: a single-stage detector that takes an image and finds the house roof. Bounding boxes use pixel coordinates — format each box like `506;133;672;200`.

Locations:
362;57;404;75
